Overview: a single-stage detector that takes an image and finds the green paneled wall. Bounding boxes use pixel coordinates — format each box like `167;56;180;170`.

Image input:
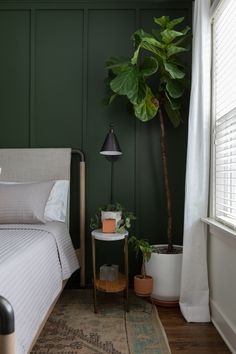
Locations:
34;10;84;147
0;1;192;285
0;10;30;147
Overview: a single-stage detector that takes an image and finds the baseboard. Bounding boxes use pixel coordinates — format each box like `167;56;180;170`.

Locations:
210;299;236;354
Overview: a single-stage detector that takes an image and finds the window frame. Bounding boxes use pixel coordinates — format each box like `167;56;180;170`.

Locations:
209;0;236;230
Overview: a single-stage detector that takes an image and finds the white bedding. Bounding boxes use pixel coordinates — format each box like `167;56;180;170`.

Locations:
0;222;79;354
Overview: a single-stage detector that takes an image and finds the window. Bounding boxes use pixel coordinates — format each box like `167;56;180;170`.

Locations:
212;0;236;228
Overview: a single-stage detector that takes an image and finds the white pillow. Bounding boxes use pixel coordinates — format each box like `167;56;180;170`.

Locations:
44;180;69;222
0;181;55;224
0;180;69;223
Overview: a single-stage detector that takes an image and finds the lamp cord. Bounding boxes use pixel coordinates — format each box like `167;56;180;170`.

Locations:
110;160;114;204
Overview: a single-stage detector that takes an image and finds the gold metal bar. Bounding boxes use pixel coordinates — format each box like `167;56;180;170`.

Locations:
0;333;15;354
92;236;97;313
79;161;85;288
71;149;85;288
124;235;129;312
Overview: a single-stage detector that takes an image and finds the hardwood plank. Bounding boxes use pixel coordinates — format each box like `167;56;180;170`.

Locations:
157;306;231;354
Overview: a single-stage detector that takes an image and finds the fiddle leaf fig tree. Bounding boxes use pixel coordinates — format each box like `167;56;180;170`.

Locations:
105;16;190;253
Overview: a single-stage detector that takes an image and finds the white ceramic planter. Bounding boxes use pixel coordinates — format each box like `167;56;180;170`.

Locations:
101;211;122;228
145;244;183;301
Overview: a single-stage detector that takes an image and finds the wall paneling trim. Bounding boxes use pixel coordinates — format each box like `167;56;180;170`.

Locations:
0;1;192;284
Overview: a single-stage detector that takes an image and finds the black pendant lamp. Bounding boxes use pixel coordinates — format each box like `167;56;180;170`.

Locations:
100;127;122;161
100;126;122;203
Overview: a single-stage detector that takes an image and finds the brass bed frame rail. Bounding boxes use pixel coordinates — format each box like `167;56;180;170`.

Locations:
72;148;86;288
0;148;86;353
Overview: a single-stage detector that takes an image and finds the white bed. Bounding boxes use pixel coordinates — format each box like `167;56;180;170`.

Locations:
0;148;85;354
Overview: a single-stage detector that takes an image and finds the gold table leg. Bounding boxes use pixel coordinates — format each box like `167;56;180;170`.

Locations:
124;235;129;312
92;236;97;313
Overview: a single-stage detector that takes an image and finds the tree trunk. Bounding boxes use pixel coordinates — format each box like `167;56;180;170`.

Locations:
159;107;173;253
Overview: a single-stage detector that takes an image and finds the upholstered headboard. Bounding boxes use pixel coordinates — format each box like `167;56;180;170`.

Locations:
0;148;71;182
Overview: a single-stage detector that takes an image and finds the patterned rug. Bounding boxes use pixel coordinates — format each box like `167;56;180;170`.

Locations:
31;289;171;354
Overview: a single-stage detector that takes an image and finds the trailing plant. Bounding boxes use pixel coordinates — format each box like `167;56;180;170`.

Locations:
90;202;136;233
104;16;191;253
129;236;154;277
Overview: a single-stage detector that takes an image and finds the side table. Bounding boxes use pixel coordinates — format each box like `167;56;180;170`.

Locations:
91;229;129;313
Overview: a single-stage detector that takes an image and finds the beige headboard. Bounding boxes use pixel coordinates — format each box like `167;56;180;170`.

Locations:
0;148;71;182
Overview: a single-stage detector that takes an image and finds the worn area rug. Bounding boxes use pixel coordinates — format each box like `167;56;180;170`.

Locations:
31;289;171;354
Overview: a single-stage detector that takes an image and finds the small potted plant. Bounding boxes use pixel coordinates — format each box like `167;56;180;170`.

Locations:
129;236;154;296
90;202;135;233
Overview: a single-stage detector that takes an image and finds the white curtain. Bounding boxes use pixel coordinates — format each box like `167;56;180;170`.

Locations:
179;0;211;322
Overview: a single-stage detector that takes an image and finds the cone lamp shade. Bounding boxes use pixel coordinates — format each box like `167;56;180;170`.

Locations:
100;127;122;202
100;128;122;159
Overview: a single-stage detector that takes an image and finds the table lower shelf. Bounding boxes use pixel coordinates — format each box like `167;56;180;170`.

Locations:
95;273;127;293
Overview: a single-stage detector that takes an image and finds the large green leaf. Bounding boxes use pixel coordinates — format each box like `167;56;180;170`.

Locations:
167;17;184;29
141;41;166;60
139;57;158;77
131;31;143;64
110;66;138;101
165;92;181;110
106;57;130;75
131;29;166;61
110;66;147;105
164;100;181;128
132;80;147;104
161;29;183;44
167;45;188;58
132;29;165;49
131;45;141;65
134;88;158;122
166;79;184;98
164;62;185;79
172;27;191;47
154;16;170;28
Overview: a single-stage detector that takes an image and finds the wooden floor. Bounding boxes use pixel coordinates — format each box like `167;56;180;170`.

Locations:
157;306;231;354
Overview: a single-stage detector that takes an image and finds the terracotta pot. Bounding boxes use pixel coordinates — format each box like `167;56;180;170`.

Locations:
134;275;153;297
102;219;116;233
101;211;122;228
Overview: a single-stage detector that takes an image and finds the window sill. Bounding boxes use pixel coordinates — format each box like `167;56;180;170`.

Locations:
201;217;236;241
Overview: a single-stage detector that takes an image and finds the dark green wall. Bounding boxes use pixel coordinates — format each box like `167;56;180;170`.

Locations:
0;1;192;285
